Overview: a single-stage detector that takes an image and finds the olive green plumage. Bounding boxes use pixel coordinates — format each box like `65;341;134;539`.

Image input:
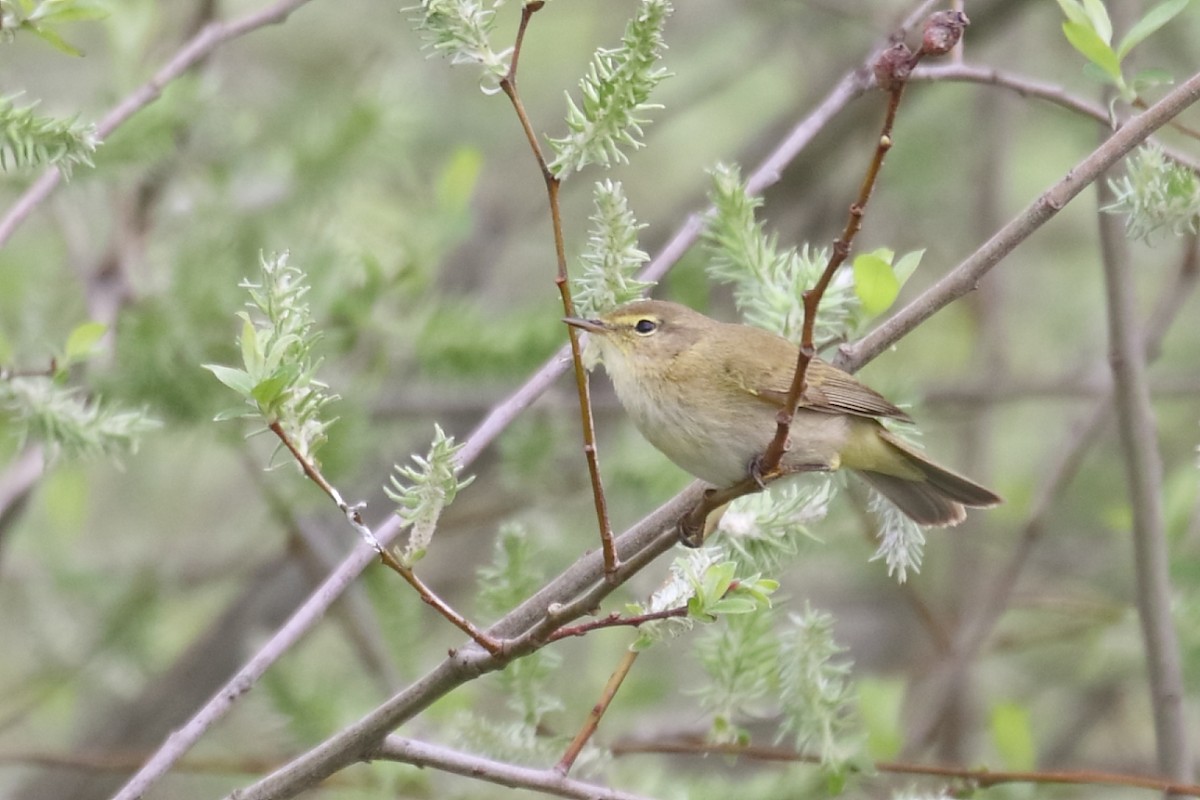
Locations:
566;299;1000;526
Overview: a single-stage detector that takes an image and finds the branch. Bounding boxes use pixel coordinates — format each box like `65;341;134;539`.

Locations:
1098;165;1193;783
0;0;316;250
610;739;1200;797
498;2;619;579
372;735;655;800
898;240;1199;752
221;484;706;800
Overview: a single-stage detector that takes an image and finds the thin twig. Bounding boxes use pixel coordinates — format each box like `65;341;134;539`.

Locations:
609;739;1200;797
556;649;640;775
373;735;655;800
267;421;503;655
498;1;619;580
546;606;689;642
221;484;706;800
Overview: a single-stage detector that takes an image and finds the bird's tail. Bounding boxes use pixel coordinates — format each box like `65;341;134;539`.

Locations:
854;429;1002;527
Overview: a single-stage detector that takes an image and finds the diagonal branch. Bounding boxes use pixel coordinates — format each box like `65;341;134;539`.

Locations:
372;735;655;800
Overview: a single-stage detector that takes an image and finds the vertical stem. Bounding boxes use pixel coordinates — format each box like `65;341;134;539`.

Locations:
499;3;619;578
1098;174;1193;790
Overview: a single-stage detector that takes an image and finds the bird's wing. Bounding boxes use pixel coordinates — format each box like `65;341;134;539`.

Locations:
744;357;912;422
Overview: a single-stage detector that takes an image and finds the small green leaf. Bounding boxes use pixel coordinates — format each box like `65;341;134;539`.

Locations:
250;374;290;408
1055;0;1089;25
213;407;255;422
240;318;261;374
1081;0;1113;44
64;321;107;362
708;597;759;615
892;248;924;284
1117;0;1191;60
990;701;1036;771
31;4;109;24
22;22;84;56
203;364;256;396
1063;20;1122;81
852;252;901;315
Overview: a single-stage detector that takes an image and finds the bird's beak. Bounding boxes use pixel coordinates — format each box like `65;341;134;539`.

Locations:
563;316;605;334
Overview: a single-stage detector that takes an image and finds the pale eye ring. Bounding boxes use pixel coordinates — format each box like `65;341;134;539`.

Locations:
634;318;657;334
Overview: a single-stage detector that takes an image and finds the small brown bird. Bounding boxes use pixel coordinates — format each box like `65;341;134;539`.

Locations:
565;299;1000;526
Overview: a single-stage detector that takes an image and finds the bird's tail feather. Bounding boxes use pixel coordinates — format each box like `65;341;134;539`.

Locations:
855;429;1002;527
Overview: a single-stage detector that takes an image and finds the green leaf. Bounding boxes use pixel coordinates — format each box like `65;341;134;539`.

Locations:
240;318;261;374
1055;0;1089;25
1062;20;1122;82
1081;0;1113;44
1117;0;1191;60
852;251;901;315
22;21;84;56
31;4;109;24
212;407;255;422
892;248;924;284
708;597;759;615
990;701;1036;771
250;374;290;409
203;364;256;396
64;321;107;362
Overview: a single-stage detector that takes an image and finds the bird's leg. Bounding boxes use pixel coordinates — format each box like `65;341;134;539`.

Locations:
747;455;770;489
677;488;717;548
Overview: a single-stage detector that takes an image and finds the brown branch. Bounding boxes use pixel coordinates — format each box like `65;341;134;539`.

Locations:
546;606;689;642
498;1;619;580
609;739;1200;797
373;735;655;800
1098;161;1193;784
898;240;1199;752
556;649;640;775
267;421;503;655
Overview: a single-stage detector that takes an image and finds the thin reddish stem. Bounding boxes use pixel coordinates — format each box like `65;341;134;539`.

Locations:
498;2;619;579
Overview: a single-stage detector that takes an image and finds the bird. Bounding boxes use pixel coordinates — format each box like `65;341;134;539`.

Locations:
565;299;1001;527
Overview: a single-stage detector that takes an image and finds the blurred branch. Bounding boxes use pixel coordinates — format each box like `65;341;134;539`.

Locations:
610;739;1200;797
372;735;654;800
925;375;1200;405
0;446;43;564
912;64;1200;173
1098;170;1193;784
899;236;1199;753
0;0;316;250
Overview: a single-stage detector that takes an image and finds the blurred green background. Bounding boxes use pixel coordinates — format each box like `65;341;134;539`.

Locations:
1;0;1198;798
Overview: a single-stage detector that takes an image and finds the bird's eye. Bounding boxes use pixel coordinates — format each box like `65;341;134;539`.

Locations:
634;318;658;334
